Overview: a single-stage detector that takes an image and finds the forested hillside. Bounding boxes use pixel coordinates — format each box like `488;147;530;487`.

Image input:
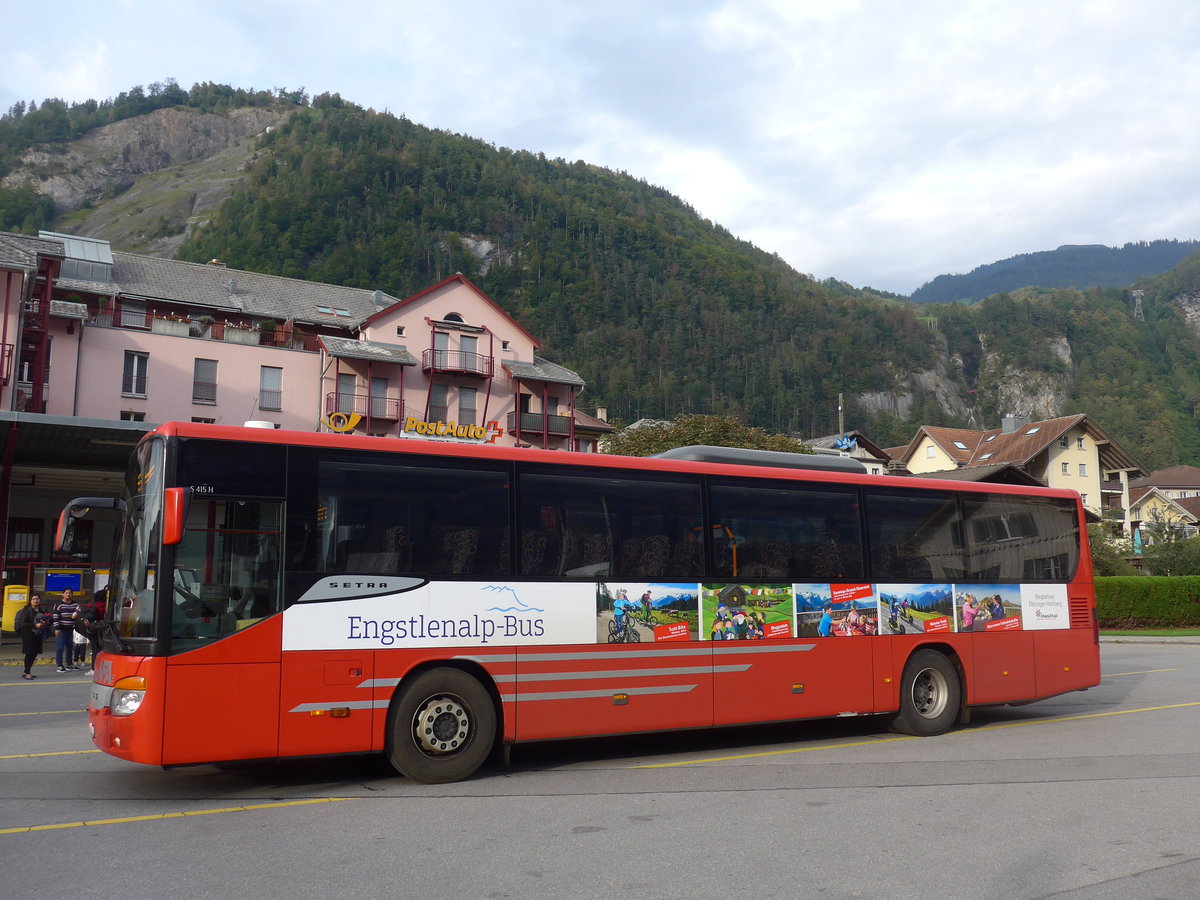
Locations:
6;86;1200;469
911;241;1200;305
177;95;937;438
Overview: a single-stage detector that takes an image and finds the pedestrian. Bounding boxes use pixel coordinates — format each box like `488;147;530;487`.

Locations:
53;588;80;672
14;593;47;679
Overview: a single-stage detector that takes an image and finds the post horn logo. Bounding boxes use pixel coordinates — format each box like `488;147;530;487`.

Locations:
323;412;363;432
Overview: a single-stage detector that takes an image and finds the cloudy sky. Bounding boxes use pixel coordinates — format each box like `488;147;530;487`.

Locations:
4;0;1199;294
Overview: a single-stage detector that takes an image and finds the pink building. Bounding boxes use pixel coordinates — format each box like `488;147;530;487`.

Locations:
0;230;608;586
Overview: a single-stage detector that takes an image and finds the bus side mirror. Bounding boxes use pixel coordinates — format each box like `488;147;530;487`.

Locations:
163;487;189;546
55;497;126;553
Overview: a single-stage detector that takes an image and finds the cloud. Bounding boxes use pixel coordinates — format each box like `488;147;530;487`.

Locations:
2;0;1199;294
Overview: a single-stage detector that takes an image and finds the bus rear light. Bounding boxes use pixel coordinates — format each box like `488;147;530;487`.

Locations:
111;676;148;718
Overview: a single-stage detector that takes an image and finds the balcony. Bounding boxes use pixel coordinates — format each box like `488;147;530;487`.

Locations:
507;411;573;436
421;349;494;379
90;312;321;351
1100;479;1124;494
324;392;400;421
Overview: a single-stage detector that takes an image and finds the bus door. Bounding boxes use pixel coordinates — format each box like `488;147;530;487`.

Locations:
160;496;287;764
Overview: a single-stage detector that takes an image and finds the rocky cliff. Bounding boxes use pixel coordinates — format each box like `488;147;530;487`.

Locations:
2;106;292;256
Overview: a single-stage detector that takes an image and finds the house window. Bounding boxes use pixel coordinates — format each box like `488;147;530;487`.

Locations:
501;340;510;350
433;332;449;368
1060;437;1069;448
429;383;448;423
369;377;390;418
953;441;967;450
461;335;479;373
6;517;42;561
120;410;146;422
396;326;405;337
1061;462;1069;475
460;387;477;426
336;373;356;413
191;417;216;424
259;366;282;411
1079;463;1087;477
1077;437;1085;450
193;358;217;404
120;299;147;329
122;351;148;396
926;446;936;458
1081;494;1088;506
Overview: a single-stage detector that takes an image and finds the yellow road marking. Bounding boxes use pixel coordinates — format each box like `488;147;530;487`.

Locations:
0;749;100;760
0;710;83;718
632;701;1200;769
0;797;352;835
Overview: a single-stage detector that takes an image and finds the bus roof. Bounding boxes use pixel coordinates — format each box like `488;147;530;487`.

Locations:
145;421;1082;503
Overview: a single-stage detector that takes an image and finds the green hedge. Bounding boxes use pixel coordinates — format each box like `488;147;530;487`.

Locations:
1095;576;1200;627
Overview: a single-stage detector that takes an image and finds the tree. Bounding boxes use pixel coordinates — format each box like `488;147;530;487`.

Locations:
1086;525;1138;576
1142;535;1200;576
601;413;812;457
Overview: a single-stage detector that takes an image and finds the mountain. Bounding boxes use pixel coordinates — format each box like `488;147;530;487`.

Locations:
5;85;1200;471
910;241;1200;305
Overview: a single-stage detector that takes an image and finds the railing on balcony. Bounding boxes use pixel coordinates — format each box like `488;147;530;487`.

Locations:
1100;480;1124;493
89;312;322;351
192;381;217;404
324;392;401;421
421;349;494;378
507;411;573;436
259;389;283;412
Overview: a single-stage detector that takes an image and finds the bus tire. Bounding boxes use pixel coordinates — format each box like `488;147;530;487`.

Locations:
386;668;497;784
890;649;960;737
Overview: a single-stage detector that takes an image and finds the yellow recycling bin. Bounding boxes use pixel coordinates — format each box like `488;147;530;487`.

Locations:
3;584;30;633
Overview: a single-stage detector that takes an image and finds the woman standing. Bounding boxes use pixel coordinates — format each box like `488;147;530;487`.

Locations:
14;593;47;679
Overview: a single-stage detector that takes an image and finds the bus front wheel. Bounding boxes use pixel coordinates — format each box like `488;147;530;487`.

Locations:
890;649;960;736
387;668;497;784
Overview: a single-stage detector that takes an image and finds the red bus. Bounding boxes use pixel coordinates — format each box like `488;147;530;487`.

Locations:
60;422;1100;783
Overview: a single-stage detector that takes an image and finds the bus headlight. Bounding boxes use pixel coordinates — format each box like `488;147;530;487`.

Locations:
110;676;148;718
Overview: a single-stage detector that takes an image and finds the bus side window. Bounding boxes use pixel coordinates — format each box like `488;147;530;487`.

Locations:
708;479;863;581
864;488;960;582
518;466;702;579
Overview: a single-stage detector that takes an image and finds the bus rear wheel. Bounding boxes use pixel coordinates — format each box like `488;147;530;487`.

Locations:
387;668;496;784
890;649;960;736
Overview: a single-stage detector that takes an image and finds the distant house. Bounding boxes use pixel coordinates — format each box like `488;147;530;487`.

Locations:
806;430;892;475
1127;486;1198;544
892;414;1147;534
1128;465;1200;545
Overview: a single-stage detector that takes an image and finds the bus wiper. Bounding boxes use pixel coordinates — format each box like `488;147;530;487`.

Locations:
95;617;130;653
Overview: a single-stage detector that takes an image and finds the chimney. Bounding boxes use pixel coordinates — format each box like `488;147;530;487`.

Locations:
1001;414;1029;434
595;406;608;422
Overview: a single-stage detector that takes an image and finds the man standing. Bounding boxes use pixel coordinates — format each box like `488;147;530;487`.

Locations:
818;603;834;637
53;589;80;672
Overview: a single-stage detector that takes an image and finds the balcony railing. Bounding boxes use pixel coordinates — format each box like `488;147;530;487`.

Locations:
1100;480;1124;493
324;392;400;420
421;349;494;378
259;390;283;412
507;411;573;436
192;381;217;404
90;312;322;351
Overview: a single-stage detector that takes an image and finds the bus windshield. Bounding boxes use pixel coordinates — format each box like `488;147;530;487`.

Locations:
111;436;165;640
